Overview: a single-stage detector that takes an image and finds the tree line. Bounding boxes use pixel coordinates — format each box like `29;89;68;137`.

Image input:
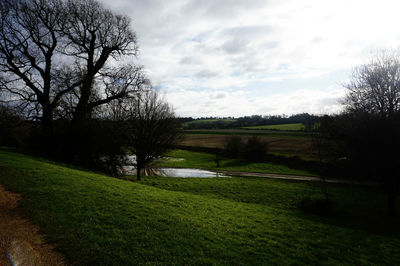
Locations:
181;113;317;129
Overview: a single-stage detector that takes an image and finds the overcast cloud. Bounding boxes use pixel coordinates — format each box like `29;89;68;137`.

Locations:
100;0;400;117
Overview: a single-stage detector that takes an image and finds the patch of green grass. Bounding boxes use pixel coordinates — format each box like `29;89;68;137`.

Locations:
155;149;317;176
243;123;305;131
0;149;399;265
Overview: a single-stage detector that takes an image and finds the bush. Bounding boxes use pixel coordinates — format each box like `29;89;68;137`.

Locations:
224;136;268;162
224;136;244;158
53;120;127;176
242;136;268;162
0;106;32;148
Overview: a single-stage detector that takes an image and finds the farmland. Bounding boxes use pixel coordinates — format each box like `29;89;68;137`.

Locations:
178;120;318;161
179;133;315;159
242;123;305;131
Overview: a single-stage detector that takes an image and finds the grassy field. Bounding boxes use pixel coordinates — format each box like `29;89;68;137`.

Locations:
242;123;305;131
154;149;318;176
0;148;399;265
179;133;317;160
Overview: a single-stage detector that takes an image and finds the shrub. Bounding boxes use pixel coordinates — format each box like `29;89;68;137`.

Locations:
242;136;268;162
224;136;244;158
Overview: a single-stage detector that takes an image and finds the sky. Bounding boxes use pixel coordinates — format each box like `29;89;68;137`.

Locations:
100;0;400;118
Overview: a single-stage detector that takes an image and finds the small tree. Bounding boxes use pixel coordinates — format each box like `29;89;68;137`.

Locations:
126;91;182;180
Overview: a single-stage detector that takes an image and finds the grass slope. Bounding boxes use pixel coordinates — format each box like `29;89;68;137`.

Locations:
0;148;399;265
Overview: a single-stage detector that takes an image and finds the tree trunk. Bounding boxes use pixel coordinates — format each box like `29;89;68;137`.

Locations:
73;102;92;122
136;164;141;181
72;80;93;122
41;106;54;153
388;192;397;217
41;106;53;135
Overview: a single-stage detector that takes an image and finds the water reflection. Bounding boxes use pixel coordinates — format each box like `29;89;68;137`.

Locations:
125;155;184;164
124;166;229;178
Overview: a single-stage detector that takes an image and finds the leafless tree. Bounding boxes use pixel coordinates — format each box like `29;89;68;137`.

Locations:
342;49;400;216
61;0;145;122
125;91;182;181
0;0;72;134
345;49;400;117
0;0;147;133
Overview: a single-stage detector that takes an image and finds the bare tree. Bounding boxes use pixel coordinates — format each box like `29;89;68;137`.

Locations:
0;0;73;135
0;0;147;131
343;49;400;216
62;0;144;122
125;91;182;181
345;49;400;117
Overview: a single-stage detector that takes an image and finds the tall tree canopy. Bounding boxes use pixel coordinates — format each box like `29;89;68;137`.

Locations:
0;0;147;134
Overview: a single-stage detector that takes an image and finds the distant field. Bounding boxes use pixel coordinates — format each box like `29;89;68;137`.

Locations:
243;123;305;131
179;133;316;160
185;129;311;138
183;119;236;128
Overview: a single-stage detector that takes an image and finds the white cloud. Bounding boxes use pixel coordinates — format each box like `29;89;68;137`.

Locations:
163;86;346;118
99;0;400;117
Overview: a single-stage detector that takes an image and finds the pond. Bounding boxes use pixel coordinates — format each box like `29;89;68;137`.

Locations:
123;166;229;178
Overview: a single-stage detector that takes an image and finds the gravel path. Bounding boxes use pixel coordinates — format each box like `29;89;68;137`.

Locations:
0;185;66;265
217;170;378;186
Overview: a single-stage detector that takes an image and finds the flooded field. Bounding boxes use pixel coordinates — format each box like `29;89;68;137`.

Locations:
124;166;229;178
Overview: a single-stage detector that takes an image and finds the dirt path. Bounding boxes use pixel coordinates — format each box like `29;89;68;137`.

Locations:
0;185;67;265
216;170;378;186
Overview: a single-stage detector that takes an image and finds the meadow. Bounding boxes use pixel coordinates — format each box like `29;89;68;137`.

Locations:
0;148;399;265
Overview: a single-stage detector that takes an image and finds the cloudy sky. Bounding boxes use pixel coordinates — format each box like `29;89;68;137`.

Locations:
100;0;400;117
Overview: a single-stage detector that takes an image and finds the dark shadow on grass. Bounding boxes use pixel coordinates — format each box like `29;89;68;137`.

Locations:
294;194;400;238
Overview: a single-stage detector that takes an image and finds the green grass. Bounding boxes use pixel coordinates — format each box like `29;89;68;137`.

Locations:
243;123;305;131
154;149;317;176
0;149;399;265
